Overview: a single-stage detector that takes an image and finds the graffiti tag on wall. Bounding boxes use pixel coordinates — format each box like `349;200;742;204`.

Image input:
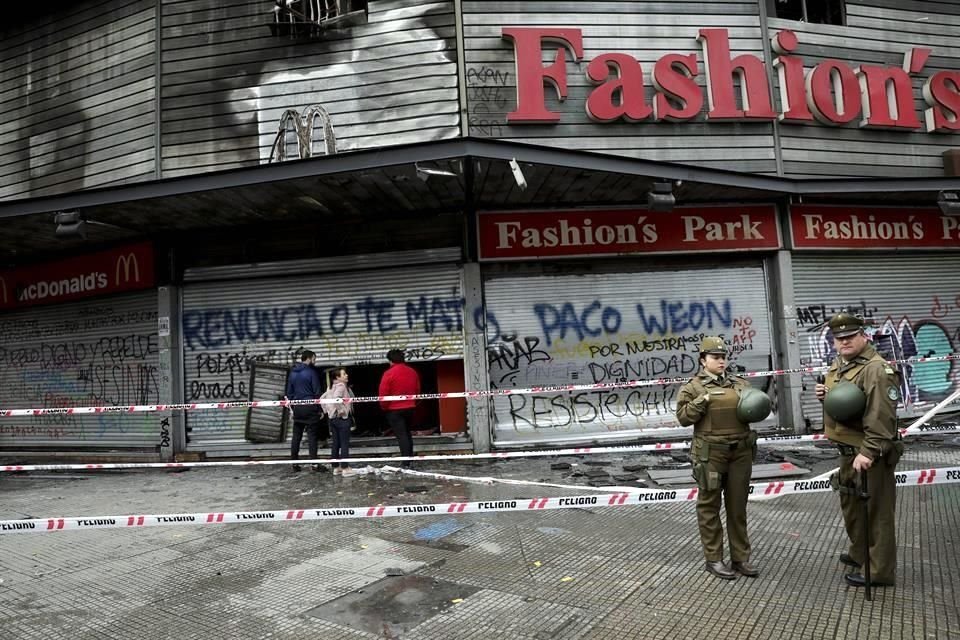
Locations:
0;304;161;443
484;268;774;439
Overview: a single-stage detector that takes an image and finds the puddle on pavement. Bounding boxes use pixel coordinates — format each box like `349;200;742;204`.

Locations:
413;518;470;541
306;575;480;636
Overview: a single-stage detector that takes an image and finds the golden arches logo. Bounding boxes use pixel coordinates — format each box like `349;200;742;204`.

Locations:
268;104;337;162
115;253;140;285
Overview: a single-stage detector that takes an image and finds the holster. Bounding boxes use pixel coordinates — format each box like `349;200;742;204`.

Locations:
829;471;856;495
883;439;905;466
691;439;721;491
692;463;721;492
746;430;759;461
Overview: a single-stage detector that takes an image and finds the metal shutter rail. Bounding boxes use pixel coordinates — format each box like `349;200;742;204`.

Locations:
181;263;463;445
792;254;960;426
0;291;161;450
483;261;775;445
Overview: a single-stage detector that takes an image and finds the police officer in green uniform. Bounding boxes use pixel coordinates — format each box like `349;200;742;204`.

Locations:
676;337;766;580
815;313;904;588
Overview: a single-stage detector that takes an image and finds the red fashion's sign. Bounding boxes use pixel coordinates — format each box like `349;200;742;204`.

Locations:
790;206;960;249
478;206;780;260
0;242;155;310
501;27;959;132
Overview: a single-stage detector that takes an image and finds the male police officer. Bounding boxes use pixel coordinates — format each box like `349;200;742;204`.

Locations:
815;313;903;587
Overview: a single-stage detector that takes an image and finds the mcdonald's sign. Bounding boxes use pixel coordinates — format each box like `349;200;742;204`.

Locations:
0;242;154;311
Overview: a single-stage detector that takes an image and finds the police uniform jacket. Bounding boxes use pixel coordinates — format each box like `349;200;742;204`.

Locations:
824;343;899;460
676;371;751;436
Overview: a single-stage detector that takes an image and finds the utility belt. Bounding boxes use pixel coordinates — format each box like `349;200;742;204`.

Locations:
715;439;750;452
691;432;758;492
693;427;752;440
836;436;905;460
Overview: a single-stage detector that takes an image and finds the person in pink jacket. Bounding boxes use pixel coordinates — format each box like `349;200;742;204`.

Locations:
325;367;356;477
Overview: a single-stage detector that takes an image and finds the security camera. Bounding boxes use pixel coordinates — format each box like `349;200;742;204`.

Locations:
509;158;527;191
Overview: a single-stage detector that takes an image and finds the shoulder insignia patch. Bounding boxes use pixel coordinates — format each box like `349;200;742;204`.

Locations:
887;387;900;401
884;366;894;374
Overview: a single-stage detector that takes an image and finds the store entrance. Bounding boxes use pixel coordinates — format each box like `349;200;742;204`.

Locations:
331;361;441;438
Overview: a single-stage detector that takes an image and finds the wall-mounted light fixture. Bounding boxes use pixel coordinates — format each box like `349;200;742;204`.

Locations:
53;211;133;239
54;211;87;238
415;162;458;182
508;158;527;191
938;190;960;216
647;180;676;212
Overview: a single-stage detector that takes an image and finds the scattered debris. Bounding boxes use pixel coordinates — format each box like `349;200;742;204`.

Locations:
647;462;809;486
403;485;429;493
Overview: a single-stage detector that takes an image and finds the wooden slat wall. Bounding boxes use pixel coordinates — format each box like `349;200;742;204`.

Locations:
772;1;960;178
462;1;779;174
4;1;960;200
159;0;461;177
0;0;157;200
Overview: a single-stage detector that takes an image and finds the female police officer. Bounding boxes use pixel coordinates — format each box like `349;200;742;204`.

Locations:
676;337;768;580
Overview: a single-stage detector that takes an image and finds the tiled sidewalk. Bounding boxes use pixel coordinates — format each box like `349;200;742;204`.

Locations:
0;448;957;639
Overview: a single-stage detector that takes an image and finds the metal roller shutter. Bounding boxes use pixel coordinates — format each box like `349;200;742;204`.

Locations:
181;263;464;445
0;291;161;450
793;254;960;426
483;261;776;446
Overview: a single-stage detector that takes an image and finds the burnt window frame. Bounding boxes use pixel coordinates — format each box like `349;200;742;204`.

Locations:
768;0;847;26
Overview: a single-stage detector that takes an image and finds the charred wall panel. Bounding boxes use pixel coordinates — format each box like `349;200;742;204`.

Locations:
0;0;158;200
159;0;461;177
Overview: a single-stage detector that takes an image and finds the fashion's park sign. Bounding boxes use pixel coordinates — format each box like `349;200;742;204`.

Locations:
789;205;960;249
478;206;780;260
500;27;960;132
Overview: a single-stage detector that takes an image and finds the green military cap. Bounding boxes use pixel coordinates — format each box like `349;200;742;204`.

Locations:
699;336;728;354
828;313;864;338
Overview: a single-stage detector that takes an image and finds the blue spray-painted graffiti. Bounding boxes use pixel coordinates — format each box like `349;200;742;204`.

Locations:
482;294;766;434
183;295;466;350
636;300;732;336
529;299;733;347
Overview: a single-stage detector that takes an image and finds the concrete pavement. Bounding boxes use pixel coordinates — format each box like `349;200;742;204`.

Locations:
0;444;958;639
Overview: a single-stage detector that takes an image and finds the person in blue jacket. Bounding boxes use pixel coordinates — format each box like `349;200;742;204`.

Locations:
285;350;325;471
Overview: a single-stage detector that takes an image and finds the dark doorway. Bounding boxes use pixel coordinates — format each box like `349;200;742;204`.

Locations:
320;361;441;439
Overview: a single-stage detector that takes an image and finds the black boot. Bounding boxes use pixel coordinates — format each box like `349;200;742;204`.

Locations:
705;561;738;580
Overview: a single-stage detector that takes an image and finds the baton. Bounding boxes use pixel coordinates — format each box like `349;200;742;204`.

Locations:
859;469;872;601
